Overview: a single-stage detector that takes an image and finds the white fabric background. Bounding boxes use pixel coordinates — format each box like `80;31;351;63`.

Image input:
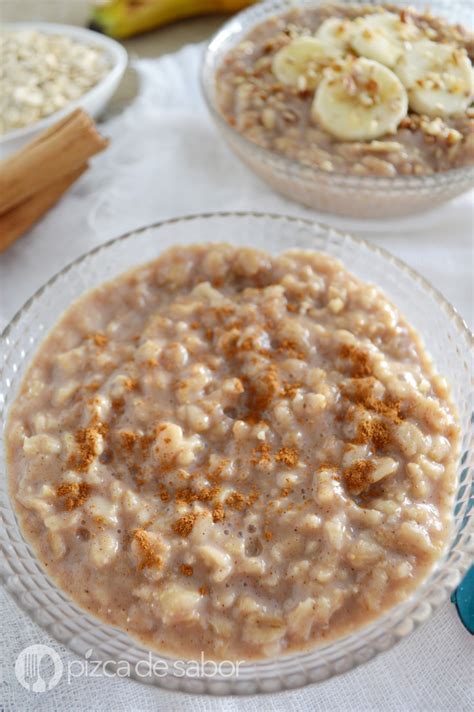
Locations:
0;44;473;711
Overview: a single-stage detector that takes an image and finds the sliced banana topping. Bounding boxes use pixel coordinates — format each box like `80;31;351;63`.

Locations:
269;10;471;141
315;17;355;51
272;36;342;90
350;11;422;68
311;57;409;141
395;39;474;118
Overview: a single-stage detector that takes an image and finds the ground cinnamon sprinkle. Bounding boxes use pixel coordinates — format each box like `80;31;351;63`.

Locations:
248;489;259;506
123;377;138;391
120;431;138;452
219;330;237;359
145;358;159;368
172;513;198;537
133;465;145;488
212;503;225;523
354;419;392;449
133;529;162;569
340;344;372;378
225;490;259;511
89;332;108;347
277;339;305;360
368;396;402;424
175;485;220;505
207;459;228;484
341;377;373;401
245;365;279;422
158;484;170;502
263;530;273;541
225;318;244;332
56;482;91;511
91;415;109;438
275;447;299;467
286;303;299;313
67;417;108;472
111;397;125;414
225;492;247;511
251;442;271;465
342;380;402;425
215;305;235;318
198;586;208;595
318;462;336;471
137;432;152;448
343;460;375;495
240;337;256;352
180;564;193;576
281;381;301;398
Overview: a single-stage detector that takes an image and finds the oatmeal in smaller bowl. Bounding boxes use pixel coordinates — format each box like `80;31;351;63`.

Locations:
203;0;474;217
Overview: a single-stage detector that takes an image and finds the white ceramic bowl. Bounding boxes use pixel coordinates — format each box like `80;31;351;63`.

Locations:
0;22;128;157
0;213;472;695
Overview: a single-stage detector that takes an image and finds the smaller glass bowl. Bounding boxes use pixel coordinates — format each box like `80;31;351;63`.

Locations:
0;213;473;695
201;0;474;219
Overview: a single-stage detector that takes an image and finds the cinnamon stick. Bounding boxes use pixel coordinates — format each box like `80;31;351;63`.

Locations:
0;165;87;253
0;109;108;214
27;108;91;150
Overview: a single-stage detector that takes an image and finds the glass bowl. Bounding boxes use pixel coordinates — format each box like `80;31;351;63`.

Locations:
201;0;474;219
0;213;472;695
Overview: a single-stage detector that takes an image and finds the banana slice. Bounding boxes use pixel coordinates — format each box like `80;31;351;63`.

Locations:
312;57;408;141
315;17;354;51
351;11;421;68
395;39;474;118
272;36;342;90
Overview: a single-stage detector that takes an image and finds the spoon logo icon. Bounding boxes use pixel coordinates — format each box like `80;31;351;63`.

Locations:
15;644;63;692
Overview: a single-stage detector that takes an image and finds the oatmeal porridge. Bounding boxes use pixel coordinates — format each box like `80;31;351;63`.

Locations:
216;4;474;177
7;244;459;660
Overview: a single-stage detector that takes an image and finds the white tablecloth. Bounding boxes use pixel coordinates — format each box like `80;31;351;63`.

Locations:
1;44;473;712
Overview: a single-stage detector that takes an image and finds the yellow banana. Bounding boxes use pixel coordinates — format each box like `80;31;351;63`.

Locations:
90;0;257;39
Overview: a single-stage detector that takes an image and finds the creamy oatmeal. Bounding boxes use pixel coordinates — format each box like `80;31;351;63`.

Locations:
7;244;459;660
216;4;474;176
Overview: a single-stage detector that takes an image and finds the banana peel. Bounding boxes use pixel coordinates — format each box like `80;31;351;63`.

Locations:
90;0;257;39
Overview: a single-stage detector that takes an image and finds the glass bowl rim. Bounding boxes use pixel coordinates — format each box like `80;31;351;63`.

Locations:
1;211;473;694
2;211;472;343
200;0;474;189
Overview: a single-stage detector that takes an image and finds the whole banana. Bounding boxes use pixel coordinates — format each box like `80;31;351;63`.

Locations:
90;0;257;39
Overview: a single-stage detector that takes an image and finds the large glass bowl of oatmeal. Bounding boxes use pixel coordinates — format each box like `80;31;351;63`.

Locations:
202;0;474;218
0;213;472;695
